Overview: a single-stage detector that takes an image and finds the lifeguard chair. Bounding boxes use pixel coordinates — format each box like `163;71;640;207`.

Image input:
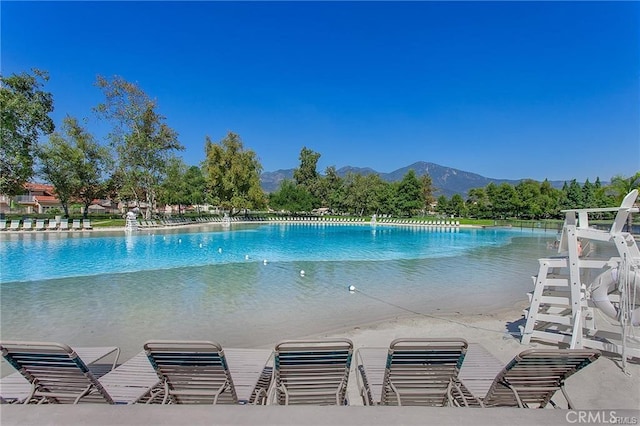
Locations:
521;190;640;364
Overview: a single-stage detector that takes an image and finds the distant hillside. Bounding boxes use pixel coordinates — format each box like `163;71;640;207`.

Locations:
260;161;566;196
260;169;294;193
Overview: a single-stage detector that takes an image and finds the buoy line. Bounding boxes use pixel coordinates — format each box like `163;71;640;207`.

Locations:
348;286;513;336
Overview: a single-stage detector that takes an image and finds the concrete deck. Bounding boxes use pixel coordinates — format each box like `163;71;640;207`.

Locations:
5;405;630;426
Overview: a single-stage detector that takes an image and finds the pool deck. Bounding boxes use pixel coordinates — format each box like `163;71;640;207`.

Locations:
0;405;592;426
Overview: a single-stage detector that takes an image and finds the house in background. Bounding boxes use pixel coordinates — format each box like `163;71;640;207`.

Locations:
5;183;63;214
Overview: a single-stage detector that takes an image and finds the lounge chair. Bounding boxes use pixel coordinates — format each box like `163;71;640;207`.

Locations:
82;219;92;230
72;219;82;230
269;339;353;405
0;344;120;404
143;340;273;404
0;219;6;231
46;219;58;230
21;220;33;231
34;219;45;231
355;338;471;406
59;220;69;231
474;348;601;409
9;220;20;231
0;341;160;404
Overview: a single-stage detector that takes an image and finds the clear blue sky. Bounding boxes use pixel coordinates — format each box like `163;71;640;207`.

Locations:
2;1;639;182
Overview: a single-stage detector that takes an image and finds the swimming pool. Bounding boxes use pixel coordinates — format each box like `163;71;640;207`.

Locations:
1;223;534;283
0;223;554;361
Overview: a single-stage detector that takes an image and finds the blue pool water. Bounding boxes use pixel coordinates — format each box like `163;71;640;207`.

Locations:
0;223;555;362
2;223;529;283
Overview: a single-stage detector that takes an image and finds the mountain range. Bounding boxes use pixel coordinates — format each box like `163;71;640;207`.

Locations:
260;161;567;197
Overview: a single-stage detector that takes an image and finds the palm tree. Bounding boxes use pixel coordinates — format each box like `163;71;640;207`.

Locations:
608;172;640;230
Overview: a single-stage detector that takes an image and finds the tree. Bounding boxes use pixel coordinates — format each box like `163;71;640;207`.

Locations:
316;165;343;210
293;147;321;188
37;128;79;217
293;147;321;207
539;179;560;219
395;170;423;217
466;187;489;219
582;179;595;209
203;132;265;214
490;183;518;219
420;174;436;215
158;157;188;214
449;194;467;217
560;179;584;210
0;69;55;195
343;173;387;216
269;179;314;213
38;116;111;218
183;166;207;211
608;172;640;229
608;172;640;204
95;75;183;218
515;180;542;219
435;195;449;215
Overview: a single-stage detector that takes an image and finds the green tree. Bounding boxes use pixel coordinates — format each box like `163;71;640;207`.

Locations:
269;179;315;213
539;179;560;219
560;179;584;210
608;172;640;204
203;132;265;214
420;174;436;215
316;165;343;210
37;129;79;217
449;193;466;217
492;183;518;219
293;147;321;207
582;179;595;209
95;75;183;219
435;195;449;216
158;157;188;214
343;173;387;216
0;69;55;195
183;166;207;211
592;177;611;209
608;172;640;229
515;180;542;219
38;116;111;218
395;169;422;217
466;187;489;218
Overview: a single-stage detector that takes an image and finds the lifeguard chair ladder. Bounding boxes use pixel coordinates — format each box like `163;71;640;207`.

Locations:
520;190;640;358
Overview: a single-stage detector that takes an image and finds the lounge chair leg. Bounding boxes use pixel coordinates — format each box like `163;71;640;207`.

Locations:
560;384;575;409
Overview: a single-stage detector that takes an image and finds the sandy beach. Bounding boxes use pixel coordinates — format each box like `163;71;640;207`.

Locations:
2;302;639;426
295;302;640;410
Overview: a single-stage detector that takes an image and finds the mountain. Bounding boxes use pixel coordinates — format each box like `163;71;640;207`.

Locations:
260;161;565;196
379;162;523;197
260;169;294;193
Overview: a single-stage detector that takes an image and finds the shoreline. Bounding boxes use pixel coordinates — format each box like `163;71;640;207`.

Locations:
0;219;487;235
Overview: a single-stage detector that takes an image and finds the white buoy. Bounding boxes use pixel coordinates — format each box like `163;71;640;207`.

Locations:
199;243;203;248
218;248;222;253
245;255;249;260
300;270;305;276
263;259;268;265
178;239;182;243
348;285;356;292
